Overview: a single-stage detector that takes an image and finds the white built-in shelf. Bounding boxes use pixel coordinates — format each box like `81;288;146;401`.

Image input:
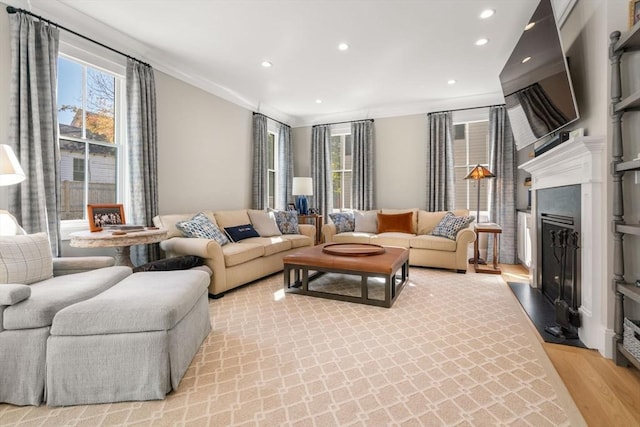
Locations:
616;159;640;172
616;224;640;236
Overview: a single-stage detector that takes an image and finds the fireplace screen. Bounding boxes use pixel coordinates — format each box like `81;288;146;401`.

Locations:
540;213;580;307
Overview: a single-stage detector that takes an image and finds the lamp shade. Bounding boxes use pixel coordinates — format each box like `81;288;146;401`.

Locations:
292;177;313;196
0;144;26;186
464;164;495;180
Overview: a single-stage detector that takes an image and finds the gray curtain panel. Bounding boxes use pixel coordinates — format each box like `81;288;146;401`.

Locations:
310;125;332;221
351;120;375;210
516;83;567;138
277;124;293;210
488;105;517;264
127;59;159;265
426;112;455;212
8;13;61;256
251;114;268;210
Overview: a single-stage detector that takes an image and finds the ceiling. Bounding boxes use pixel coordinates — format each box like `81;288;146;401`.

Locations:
6;0;573;127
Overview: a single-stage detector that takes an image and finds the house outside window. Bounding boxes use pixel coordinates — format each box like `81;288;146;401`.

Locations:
267;131;277;209
330;132;352;211
453;121;490;218
57;51;125;227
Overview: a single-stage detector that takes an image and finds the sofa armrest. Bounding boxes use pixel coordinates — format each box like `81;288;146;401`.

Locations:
160;237;226;289
53;256;115;276
0;284;31;305
321;223;337;243
456;227;476;246
298;224;315;240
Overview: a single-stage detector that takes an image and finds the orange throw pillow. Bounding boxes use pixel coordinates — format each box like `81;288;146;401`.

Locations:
377;212;414;233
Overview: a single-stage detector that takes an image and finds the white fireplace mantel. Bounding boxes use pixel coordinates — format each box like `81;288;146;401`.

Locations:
519;136;610;356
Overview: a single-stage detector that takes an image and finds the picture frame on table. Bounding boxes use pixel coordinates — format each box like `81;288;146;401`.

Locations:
87;203;126;232
630;0;640;27
287;203;297;212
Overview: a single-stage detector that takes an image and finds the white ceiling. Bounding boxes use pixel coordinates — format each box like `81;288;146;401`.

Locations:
5;0;571;127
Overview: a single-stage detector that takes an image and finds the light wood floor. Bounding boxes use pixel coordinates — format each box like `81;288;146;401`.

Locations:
500;264;640;426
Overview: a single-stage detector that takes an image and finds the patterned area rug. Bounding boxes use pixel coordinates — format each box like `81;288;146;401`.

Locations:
0;268;585;426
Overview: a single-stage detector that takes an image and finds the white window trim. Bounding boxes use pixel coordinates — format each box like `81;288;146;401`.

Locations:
58;41;127;240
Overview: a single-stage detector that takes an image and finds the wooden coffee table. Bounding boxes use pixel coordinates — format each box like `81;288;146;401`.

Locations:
283;243;409;308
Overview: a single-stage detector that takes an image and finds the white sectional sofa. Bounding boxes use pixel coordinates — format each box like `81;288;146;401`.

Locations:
153;210;315;297
322;209;476;273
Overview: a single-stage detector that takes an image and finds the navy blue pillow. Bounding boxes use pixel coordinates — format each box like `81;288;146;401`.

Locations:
224;224;260;242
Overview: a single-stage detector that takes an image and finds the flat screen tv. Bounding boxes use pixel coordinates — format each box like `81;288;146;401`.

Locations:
499;0;579;150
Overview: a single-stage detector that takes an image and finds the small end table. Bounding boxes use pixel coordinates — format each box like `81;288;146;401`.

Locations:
474;223;502;274
298;214;323;244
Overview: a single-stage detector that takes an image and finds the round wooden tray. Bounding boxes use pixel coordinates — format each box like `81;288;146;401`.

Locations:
322;243;385;256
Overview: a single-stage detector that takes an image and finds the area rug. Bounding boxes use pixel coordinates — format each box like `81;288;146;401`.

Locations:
508;282;586;348
0;268;585;426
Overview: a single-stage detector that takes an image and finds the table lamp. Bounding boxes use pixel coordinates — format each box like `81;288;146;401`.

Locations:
0;144;26;186
464;164;495;264
292;177;313;215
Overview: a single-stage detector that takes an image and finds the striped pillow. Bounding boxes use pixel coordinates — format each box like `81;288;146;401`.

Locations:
0;233;53;285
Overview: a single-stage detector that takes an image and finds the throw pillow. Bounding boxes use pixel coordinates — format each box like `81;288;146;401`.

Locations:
247;210;282;237
328;212;355;233
430;212;475;240
0;232;53;285
176;212;230;246
133;255;204;273
273;210;300;234
224;224;260;242
354;210;378;233
377;212;414;233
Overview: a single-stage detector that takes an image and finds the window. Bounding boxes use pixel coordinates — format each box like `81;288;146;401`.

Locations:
57;54;124;222
453;121;490;217
267;131;277;209
330;132;352;211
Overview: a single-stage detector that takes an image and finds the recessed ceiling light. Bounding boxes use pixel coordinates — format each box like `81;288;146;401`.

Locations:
522;56;531;63
338;43;349;51
448;79;457;85
315;99;322;104
475;38;489;46
261;61;272;68
525;22;536;31
479;9;495;19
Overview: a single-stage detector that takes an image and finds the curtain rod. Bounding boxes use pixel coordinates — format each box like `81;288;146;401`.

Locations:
313;118;374;128
6;6;151;68
427;104;504;116
252;112;290;128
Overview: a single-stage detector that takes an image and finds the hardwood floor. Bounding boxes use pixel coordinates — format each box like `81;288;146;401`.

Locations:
499;264;640;426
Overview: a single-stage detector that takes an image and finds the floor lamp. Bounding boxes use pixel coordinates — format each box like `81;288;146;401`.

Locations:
0;144;26;235
464;164;495;264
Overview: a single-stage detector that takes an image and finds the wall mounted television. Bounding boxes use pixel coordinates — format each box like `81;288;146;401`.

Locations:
499;0;579;150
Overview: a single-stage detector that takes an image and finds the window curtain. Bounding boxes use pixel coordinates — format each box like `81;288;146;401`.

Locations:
517;83;568;138
426;112;455;212
127;59;159;265
276;123;293;210
310;125;332;221
488;105;517;264
8;12;61;255
251;114;268;209
351;120;375;210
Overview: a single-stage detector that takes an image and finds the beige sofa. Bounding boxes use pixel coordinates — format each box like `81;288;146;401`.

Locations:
322;209;476;273
153;210;314;297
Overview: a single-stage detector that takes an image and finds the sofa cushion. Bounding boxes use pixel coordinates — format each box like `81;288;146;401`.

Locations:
328;212;355;233
354;210;378;233
431;212;475;240
247;210;282;237
214;210;252;229
50;270;209;335
3;266;132;330
274;210;300;234
281;234;313;248
224;224;261;242
417;209;469;235
380;208;418;233
371;232;413;248
221;243;265;267
0;233;53;285
332;232;373;244
176;212;230;246
377;212;414;234
410;235;457;251
241;236;292;256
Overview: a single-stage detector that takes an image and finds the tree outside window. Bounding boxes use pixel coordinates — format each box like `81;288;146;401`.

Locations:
330;133;352;211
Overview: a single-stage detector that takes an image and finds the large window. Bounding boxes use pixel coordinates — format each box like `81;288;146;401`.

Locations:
330;133;352;211
57;54;124;222
453;121;490;216
267;131;277;209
